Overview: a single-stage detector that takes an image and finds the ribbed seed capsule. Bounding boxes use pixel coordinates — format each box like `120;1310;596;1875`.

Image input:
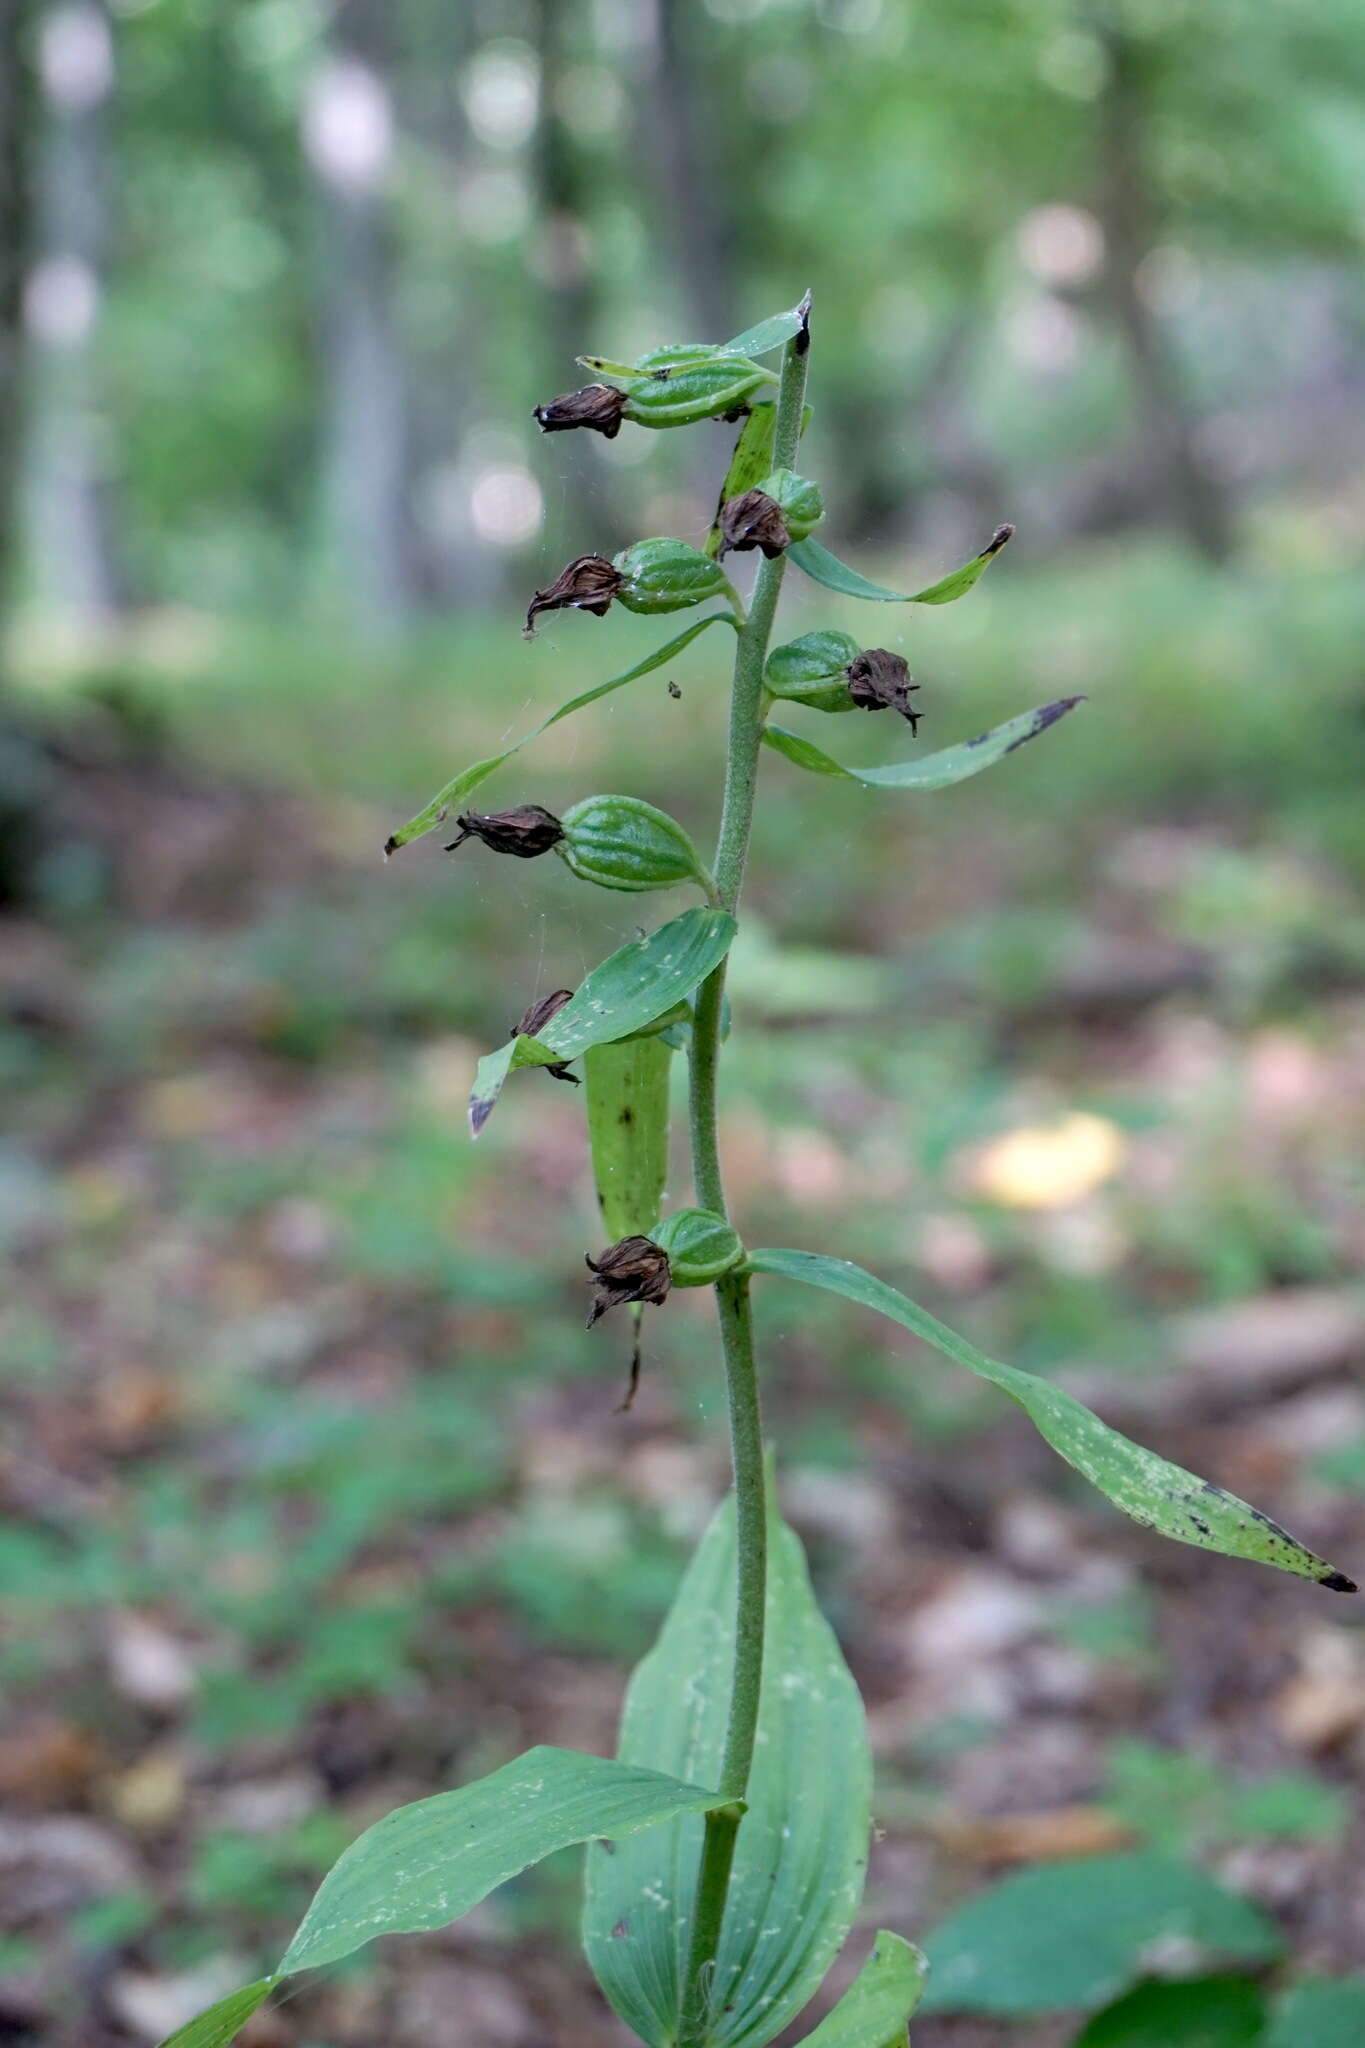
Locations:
618;354;771;428
754;467;824;542
765;629;863;713
613;537;733;616
649;1208;745;1286
764;631;920;725
558;795;709;895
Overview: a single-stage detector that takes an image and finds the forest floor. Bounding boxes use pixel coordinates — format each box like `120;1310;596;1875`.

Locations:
4;551;1365;2045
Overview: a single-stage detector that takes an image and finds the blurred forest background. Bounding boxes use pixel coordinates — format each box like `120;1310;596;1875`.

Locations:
4;2;1365;2046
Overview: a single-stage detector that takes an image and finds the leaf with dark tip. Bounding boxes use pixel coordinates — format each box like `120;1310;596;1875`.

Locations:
155;1980;280;2048
469;908;736;1134
787;525;1012;605
761;698;1084;790
746;1249;1355;1592
793;1933;928;2048
384;613;736;852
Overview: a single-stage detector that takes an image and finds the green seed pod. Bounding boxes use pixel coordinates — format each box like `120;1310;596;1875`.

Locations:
765;629;862;713
558;794;709;894
621;356;772;429
649;1207;745;1286
755;468;824;542
614;538;733;617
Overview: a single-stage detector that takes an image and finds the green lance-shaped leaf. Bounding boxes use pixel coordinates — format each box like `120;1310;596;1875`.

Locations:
1071;1975;1267;2047
793;1933;929;2048
280;1747;731;1977
761;697;1084;790
384;612;736;853
469;906;736;1134
155;1981;280;2048
721;298;811;358
1265;1977;1365;2048
162;1754;733;2047
705;404;817;558
578;343;724;384
708;401;778;557
916;1853;1281;2018
787;524;1013;605
614;537;739;617
578;299;808;390
585;1035;673;1242
559;794;714;895
746;1249;1355;1592
649;1206;745;1286
582;1486;872;2048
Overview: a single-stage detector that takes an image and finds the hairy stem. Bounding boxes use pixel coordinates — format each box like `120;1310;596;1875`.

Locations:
678;299;811;2048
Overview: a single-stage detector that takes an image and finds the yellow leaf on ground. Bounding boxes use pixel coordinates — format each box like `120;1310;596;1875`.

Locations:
971;1111;1126;1209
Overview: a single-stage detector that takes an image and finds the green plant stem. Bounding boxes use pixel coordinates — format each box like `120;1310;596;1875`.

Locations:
679;302;811;2048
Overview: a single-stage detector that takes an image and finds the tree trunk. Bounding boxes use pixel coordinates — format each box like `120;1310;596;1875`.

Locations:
25;0;121;624
0;0;37;651
1097;29;1233;563
305;0;409;637
631;0;737;343
529;0;623;552
398;1;496;605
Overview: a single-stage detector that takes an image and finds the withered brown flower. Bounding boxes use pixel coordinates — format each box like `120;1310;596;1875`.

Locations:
717;488;791;561
585;1236;672;1327
532;384;627;439
512;987;579;1087
524;554;622;637
445;805;565;857
846;648;921;731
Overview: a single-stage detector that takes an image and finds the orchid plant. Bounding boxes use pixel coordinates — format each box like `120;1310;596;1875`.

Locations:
166;295;1352;2048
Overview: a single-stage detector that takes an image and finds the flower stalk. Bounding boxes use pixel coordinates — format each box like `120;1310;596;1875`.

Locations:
676;294;813;2048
